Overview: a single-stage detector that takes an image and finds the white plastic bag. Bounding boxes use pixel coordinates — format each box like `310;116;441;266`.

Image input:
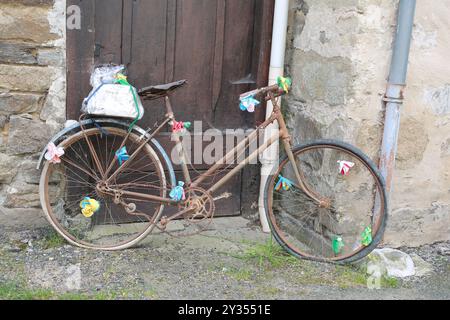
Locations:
90;64;126;88
82;84;144;120
81;65;144;120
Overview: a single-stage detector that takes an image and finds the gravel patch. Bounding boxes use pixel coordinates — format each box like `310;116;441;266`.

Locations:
0;217;449;300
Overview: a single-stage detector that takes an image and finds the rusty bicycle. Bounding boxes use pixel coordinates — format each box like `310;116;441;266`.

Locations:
38;78;387;263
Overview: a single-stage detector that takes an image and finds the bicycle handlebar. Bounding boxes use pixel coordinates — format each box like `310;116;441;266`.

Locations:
239;84;286;102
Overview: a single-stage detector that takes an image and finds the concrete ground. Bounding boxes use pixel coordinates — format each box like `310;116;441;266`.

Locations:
0;213;449;300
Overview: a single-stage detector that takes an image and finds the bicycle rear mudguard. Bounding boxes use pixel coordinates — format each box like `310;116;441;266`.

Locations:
36;118;177;188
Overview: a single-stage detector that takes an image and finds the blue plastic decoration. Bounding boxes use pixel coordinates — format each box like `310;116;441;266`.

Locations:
239;95;261;113
170;182;186;202
274;175;294;192
115;146;130;166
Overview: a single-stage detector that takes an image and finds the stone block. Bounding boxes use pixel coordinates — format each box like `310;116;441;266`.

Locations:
4;182;40;208
293;0;359;59
0;42;63;67
0;152;18;183
0;4;58;43
40;71;66;123
0;42;38;65
0;206;47;229
385;203;450;247
290;50;353;106
37;48;64;67
0;1;54;5
7;116;52;155
0;65;55;92
16;159;42;184
0;92;43;115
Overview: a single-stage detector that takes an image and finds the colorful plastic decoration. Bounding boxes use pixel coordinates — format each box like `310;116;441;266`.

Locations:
337;160;355;176
114;73;141;131
170;182;186;202
239;95;261;113
172;121;192;133
277;76;292;93
115;73;129;85
80;197;100;218
115;146;130;166
332;236;345;255
44;142;65;164
274;175;294;192
361;226;373;247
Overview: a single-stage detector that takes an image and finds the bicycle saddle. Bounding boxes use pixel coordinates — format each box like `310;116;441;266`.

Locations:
138;80;187;100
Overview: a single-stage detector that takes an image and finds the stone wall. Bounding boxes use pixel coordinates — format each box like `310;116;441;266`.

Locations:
0;0;65;223
286;0;450;247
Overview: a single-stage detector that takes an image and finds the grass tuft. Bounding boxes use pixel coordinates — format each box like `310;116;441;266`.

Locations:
234;237;299;270
0;281;153;300
40;230;67;249
381;275;400;288
224;267;254;281
0;282;55;300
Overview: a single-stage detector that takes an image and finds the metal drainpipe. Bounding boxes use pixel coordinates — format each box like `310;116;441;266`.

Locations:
258;0;290;233
380;0;417;195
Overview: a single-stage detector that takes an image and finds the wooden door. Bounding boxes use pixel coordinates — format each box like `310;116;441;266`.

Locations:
67;0;274;217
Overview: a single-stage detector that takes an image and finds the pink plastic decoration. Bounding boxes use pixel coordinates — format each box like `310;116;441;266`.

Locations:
172;121;185;133
337;160;355;176
45;142;65;164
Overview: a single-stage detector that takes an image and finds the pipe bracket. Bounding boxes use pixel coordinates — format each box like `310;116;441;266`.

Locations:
382;96;404;104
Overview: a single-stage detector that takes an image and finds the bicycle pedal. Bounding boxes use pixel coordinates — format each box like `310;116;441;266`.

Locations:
160;216;169;227
156;217;168;232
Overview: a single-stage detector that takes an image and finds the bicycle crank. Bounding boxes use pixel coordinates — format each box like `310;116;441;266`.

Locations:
97;183;160;221
161;187;216;238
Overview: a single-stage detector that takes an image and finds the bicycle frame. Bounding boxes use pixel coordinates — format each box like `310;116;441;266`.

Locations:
84;88;324;220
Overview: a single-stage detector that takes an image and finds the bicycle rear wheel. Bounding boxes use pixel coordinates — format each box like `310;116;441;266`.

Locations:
265;140;388;264
39;127;167;250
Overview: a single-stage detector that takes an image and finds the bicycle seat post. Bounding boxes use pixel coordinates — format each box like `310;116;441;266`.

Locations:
164;94;192;185
165;95;174;118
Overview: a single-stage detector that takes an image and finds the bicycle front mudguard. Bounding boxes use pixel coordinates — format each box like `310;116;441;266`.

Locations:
36;118;177;188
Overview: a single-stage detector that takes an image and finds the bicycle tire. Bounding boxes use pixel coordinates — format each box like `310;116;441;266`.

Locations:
264;139;388;264
40;127;167;251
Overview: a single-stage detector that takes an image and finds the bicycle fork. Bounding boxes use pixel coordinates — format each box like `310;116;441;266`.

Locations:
272;95;331;209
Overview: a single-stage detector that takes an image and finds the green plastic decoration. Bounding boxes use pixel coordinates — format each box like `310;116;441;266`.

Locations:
361;226;373;247
277;76;292;93
332;236;344;255
115;73;140;132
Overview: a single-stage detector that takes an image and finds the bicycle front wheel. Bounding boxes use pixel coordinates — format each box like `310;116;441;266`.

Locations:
39;127;167;251
265;140;388;264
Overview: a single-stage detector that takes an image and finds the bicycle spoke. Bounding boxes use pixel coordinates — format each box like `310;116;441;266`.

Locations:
267;143;387;262
41;127;166;250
